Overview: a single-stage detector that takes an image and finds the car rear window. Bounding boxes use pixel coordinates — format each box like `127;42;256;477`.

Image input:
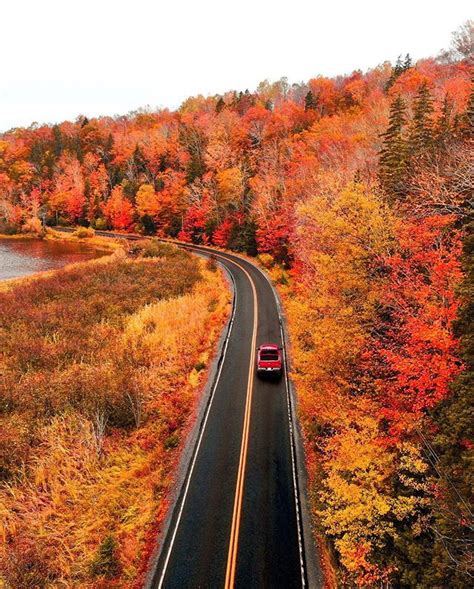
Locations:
261;351;279;360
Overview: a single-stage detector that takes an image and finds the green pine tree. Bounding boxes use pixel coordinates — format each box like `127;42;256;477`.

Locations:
462;74;474;139
385;54;412;92
71;135;83;163
52;124;63;158
408;82;435;155
428;222;474;587
379;94;409;200
304;90;318;111
435;94;454;147
132;144;148;176
215;96;225;113
103;132;114;165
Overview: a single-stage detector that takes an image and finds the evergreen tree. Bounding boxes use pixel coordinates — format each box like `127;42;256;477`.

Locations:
385;54;412;92
90;535;120;578
429;222;474;587
52;124;63;158
379;95;409;200
29;140;44;170
304;90;318;111
231;90;254;115
230;91;243;112
103;133;114;165
132;144;148;176
394;54;404;74
71;135;83;162
186;155;204;183
408;82;435;155
264;99;273;111
435;94;454;147
461;74;474;139
385;56;402;91
215;96;225;113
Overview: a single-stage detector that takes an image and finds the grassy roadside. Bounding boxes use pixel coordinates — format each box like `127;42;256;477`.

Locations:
46;227;124;251
0;243;231;587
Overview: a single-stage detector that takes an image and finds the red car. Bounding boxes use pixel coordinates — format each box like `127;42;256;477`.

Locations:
257;343;283;378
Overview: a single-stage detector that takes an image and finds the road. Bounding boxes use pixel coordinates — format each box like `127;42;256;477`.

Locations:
150;245;306;589
54;228;308;588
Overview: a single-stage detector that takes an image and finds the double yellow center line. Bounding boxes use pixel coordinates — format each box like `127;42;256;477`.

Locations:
172;244;259;589
224;262;258;589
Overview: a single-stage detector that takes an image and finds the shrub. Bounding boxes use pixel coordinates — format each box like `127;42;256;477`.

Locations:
0;221;19;235
257;253;275;268
90;535;121;578
93;217;107;230
129;238;179;258
21;217;44;236
164;433;180;450
275;267;289;285
206;254;218;272
73;226;95;239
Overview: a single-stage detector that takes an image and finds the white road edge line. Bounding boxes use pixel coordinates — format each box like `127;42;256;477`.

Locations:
187;250;307;587
279;318;306;588
197;251;308;588
250;261;307;589
156;264;238;589
56;228;307;587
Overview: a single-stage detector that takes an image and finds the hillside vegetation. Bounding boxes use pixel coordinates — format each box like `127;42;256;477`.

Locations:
0;246;230;587
0;21;472;587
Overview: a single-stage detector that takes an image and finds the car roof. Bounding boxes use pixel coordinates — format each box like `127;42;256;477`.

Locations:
259;343;279;350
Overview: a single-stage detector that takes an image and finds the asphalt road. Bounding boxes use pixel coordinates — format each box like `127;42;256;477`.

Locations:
150;245;305;589
53;228;306;588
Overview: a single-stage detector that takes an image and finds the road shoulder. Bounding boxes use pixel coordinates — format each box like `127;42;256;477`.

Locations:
143;260;236;589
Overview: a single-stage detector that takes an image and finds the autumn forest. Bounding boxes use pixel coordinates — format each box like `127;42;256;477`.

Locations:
0;20;473;588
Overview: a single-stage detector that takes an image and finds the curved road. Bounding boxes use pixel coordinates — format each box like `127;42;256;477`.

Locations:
149;244;305;589
54;228;309;588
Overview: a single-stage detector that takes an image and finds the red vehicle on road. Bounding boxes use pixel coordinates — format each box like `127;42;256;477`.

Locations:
257;344;283;378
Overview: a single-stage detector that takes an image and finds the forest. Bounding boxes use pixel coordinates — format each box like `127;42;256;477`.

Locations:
0;20;472;587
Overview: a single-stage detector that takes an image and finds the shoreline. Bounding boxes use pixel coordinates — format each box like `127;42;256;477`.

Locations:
0;230;121;290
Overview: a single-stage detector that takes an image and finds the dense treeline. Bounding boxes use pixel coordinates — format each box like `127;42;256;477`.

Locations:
2;56;470;249
1;21;472;587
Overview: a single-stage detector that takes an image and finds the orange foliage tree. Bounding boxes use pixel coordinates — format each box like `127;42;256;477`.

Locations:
103;185;134;230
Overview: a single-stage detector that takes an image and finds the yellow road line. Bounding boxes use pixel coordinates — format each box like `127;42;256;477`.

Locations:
224;263;258;589
170;243;259;589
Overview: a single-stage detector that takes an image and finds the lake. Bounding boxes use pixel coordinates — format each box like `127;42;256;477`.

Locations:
0;238;106;281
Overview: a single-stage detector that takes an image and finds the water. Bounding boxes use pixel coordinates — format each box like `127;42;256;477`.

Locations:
0;238;105;280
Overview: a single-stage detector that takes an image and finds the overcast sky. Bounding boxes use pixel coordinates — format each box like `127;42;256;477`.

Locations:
1;0;471;131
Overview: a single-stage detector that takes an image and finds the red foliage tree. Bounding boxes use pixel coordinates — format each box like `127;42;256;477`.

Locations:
103;186;134;230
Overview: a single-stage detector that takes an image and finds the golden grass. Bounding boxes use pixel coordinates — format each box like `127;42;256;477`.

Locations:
46;228;123;251
0;250;230;587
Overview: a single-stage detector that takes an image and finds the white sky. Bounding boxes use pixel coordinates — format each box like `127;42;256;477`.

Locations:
1;0;472;131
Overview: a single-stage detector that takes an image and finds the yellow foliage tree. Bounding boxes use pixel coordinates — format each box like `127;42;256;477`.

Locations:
286;183;402;583
289;183;394;423
216;167;243;207
135;183;160;219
